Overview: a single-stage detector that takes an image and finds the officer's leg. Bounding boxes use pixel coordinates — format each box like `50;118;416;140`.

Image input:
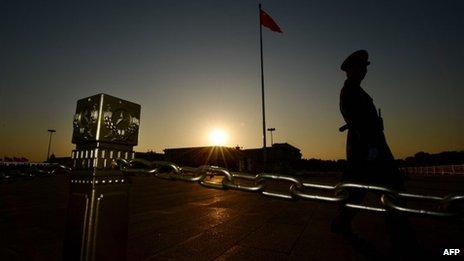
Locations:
381;169;421;259
331;189;366;235
331;161;368;235
385;211;421;258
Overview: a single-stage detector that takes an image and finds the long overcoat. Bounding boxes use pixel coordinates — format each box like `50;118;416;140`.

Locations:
340;79;403;188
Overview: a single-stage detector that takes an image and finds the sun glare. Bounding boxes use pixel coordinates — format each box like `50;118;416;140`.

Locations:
209;129;228;146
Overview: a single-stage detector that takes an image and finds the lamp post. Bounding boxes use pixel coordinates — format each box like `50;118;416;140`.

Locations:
267;128;276;146
47;129;56;161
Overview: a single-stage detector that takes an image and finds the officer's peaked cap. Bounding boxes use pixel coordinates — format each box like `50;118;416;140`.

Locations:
341;50;370;71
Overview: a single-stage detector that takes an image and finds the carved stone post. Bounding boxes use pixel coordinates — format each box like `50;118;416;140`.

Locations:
63;94;140;261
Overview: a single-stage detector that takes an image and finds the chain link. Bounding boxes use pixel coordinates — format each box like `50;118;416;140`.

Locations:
116;159;463;219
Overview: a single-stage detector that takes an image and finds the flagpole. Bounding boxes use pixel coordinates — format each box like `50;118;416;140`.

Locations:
259;3;267;171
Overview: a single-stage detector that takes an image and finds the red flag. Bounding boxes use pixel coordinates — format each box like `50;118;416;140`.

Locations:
260;8;282;33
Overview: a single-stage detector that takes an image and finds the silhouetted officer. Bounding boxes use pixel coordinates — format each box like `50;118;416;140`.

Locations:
337;50;402;186
332;50;418;258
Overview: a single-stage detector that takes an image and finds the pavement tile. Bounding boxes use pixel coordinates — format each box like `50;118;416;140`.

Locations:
290;205;388;260
225;213;270;229
147;222;252;260
216;245;288;261
130;204;261;260
238;222;303;254
0;247;21;261
266;205;313;226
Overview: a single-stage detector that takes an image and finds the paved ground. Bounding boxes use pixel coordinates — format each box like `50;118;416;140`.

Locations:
1;173;463;260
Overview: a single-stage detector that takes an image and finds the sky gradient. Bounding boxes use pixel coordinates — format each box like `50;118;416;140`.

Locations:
1;0;463;161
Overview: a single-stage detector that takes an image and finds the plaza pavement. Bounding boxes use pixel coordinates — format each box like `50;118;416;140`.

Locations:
1;173;463;260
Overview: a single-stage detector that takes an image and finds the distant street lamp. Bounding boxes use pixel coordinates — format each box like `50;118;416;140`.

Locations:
47;129;56;161
267;128;276;146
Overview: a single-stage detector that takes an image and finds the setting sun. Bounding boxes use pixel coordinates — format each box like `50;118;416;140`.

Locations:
209;129;228;146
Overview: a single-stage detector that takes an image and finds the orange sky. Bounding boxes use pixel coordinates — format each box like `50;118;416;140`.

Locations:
1;1;463;161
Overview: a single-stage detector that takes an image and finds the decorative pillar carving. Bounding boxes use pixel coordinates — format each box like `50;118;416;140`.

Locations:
63;93;140;261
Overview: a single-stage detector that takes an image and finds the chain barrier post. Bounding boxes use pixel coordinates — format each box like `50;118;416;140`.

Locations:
63;94;141;261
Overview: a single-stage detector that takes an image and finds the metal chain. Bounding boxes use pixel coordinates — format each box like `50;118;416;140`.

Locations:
116;159;464;219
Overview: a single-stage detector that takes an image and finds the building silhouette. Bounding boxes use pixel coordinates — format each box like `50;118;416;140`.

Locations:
134;143;302;173
163;146;242;171
240;143;302;173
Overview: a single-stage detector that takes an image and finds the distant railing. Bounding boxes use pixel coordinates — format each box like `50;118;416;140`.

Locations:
0;162;71;180
400;165;464;176
1;161;54;167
